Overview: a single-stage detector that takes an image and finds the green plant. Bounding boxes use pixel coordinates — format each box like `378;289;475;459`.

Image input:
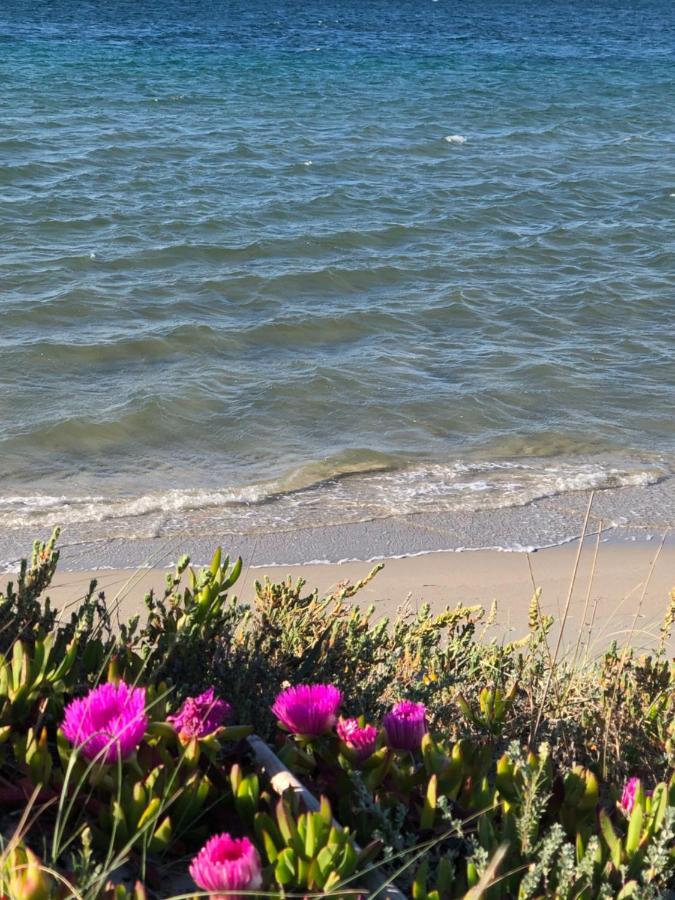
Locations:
256;794;362;894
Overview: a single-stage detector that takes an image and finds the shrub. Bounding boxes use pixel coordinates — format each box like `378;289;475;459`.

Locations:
0;530;673;898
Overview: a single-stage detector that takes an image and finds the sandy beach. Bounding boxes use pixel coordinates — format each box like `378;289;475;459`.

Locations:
18;541;673;657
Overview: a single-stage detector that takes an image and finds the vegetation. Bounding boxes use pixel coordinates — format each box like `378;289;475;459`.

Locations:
0;529;673;898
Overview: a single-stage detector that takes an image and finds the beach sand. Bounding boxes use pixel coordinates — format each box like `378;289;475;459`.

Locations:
12;542;673;657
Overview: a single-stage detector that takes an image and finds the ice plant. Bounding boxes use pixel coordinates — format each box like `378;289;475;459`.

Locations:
383;700;428;751
190;833;262;900
167;687;232;740
61;681;148;763
336;717;378;761
272;683;342;736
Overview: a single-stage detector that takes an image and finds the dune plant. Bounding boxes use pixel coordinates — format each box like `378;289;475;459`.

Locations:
0;530;674;898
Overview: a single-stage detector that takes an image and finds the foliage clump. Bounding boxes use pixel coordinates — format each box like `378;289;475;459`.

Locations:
0;529;673;898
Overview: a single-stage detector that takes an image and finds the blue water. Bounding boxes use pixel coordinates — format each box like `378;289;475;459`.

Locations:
0;0;674;559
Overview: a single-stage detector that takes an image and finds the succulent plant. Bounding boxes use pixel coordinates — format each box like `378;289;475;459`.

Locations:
561;764;600;839
13;725;53;786
0;634;78;726
600;777;669;876
456;683;518;736
256;795;361;893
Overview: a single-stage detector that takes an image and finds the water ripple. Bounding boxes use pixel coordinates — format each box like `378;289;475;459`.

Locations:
0;0;674;538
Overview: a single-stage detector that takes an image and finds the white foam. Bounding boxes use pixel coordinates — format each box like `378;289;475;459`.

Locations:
0;458;667;539
0;484;274;530
445;134;466;144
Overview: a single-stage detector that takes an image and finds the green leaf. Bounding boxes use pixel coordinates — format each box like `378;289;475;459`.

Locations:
420;774;437;831
413;859;429;900
11;641;27;694
223;556;243;589
50;639;78;683
318;794;332;827
148;815;172;854
456;692;475;724
260;828;279;864
304;811;318;858
137;797;161;831
316;844;340;879
29;638;45;685
626;792;644;858
146;721;176;740
209;546;222;576
274;847;296;886
599;809;622;869
643;782;667;841
276;799;303;855
436;856;454;893
255;811;283;851
235;773;259;822
218;724;254;741
337;840;358;879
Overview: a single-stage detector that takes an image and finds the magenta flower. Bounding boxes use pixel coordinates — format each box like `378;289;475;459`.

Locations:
336;717;378;761
383;700;428;752
190;833;262;900
167;688;232;741
621;777;639;815
61;681;148;763
271;684;342;737
620;777;650;815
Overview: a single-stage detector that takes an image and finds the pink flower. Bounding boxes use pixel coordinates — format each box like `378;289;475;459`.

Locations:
336;717;378;761
620;777;650;815
62;681;148;763
383;700;428;752
271;684;342;737
167;688;232;740
621;777;639;815
190;833;262;900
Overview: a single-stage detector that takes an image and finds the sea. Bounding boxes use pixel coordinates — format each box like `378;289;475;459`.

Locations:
1;0;674;570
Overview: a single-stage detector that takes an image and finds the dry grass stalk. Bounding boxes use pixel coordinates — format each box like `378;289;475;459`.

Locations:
600;526;670;778
530;491;595;743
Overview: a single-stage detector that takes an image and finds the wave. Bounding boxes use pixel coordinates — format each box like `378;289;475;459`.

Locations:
0;455;667;536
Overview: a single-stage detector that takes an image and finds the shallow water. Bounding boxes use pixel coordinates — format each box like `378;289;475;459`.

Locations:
1;0;674;565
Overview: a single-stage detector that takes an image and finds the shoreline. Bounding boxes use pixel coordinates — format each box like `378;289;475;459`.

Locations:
1;477;673;575
1;462;673;575
13;541;673;656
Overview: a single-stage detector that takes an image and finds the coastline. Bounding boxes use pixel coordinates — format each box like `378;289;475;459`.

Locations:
22;541;675;656
1;475;673;575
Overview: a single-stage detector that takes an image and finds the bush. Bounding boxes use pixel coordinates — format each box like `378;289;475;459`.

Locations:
0;530;673;898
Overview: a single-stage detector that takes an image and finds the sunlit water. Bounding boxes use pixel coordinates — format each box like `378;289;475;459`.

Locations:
1;0;674;566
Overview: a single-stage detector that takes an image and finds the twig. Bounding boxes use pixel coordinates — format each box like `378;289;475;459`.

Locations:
531;491;594;743
569;517;602;675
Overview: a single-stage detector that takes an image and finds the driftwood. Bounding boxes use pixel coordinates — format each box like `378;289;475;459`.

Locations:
247;734;407;899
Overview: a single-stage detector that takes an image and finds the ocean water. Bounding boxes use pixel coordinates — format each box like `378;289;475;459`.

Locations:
1;0;674;568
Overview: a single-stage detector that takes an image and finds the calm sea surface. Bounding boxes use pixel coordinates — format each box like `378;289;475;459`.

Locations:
1;0;674;565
